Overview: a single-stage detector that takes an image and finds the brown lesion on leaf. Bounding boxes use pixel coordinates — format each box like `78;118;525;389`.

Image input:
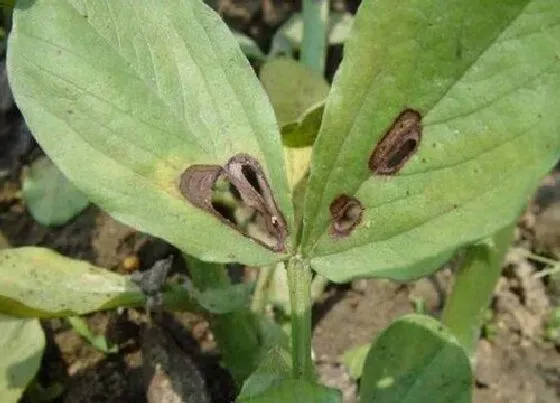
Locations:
329;194;363;238
179;154;287;252
369;108;422;175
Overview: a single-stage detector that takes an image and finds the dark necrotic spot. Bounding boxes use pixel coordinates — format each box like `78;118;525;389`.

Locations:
179;155;287;252
329;194;363;238
369;108;422;175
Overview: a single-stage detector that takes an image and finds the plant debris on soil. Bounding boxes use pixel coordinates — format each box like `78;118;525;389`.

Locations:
1;1;559;402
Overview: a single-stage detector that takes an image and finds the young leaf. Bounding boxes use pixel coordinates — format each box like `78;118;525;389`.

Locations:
22;156;89;227
341;343;370;380
360;314;472;403
260;58;328;191
442;223;516;354
237;347;292;400
8;0;293;266
260;58;329;131
0;314;45;403
0;247;143;317
183;280;253;314
301;0;560;281
67;315;118;354
236;378;342;403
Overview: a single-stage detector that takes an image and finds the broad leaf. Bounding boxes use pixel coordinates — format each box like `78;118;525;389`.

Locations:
0;314;45;403
237;378;342;403
8;0;293;266
301;0;560;281
360;314;472;403
0;247;143;317
22;155;89;227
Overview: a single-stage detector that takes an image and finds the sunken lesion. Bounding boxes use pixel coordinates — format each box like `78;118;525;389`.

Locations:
369;108;422;175
329;194;363;238
179;154;287;252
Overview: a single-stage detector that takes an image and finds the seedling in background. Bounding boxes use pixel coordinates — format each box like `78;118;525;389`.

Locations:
1;0;559;402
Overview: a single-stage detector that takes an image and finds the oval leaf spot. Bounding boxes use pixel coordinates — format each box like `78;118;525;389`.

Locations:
369;108;422;175
180;154;287;252
329;194;363;237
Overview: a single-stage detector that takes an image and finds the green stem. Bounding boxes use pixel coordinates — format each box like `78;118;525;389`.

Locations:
441;223;515;356
286;256;314;380
301;0;329;74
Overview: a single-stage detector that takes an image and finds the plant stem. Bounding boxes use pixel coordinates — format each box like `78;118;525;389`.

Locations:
441;223;515;356
286;256;314;380
251;264;275;314
301;0;329;74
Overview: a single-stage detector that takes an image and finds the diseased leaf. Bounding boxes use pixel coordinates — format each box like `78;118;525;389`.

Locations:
0;247;143;317
8;0;293;266
301;0;560;281
0;314;45;403
22;155;89;227
360;314;472;403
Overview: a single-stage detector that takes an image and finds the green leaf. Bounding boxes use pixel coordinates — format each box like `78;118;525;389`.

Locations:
237;378;342;403
260;57;328;129
341;343;370;380
0;0;14;8
260;58;328;193
22;156;89;227
442;223;515;354
301;0;560;281
0;247;143;317
237;347;291;400
67;315;118;354
360;314;472;403
8;0;293;266
183;255;289;385
0;314;45;403
184;280;253;314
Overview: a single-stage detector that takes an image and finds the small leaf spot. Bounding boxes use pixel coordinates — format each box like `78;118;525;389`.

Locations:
369;109;422;175
329;194;363;238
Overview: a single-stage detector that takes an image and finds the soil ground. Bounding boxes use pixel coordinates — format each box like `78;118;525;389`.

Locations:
1;1;559;402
